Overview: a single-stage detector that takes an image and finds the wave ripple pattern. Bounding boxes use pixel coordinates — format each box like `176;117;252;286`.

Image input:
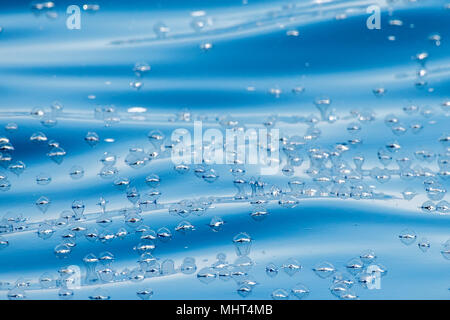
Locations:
0;0;449;300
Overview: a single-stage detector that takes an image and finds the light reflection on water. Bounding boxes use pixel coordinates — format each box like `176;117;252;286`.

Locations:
0;0;449;300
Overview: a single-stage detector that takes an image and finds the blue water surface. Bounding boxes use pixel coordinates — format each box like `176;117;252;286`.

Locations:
0;0;449;300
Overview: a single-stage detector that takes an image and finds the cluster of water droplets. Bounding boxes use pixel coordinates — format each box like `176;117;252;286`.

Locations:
0;0;449;300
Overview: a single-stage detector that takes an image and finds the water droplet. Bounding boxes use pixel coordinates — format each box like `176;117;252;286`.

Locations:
373;87;386;97
99;152;116;166
5;122;18;132
333;272;354;287
175;220;195;233
425;183;446;201
40;112;57;127
99;165;118;179
130;80;143;90
96;213;112;228
148;130;165;150
134;241;156;254
89;288;110;300
35;196;50;213
346;257;364;275
145;174;160;188
136;288;153;300
330;282;347;297
181;257;197;274
233;232;252;256
71;200;85;219
98;228;115;243
314;96;331;121
399;229;417;245
133;62;151;77
436;200;449;214
237;284;252;298
85;132;100;147
271;288;289;300
250;208;269;221
85;227;99;242
202;168;219;183
401;188;416;200
36;173;51;185
282;258;301;276
421;200;436;213
8;161;25;176
200;42;213;51
47;147;66;164
54;243;71;258
370;167;391;183
126;186;140;205
7;287;26;300
38;223;55;239
265;263;278;278
209;216;224;232
359;250;377;265
441;240;450;260
278;195;299;208
174;163;190;174
385;141;401;153
197;267;216;284
0;236;9;250
157;227;172;242
154;21;169;38
281;164;294;176
30;131;47;142
291;283;309;299
417;238;430;252
39;272;57;288
125;150;148;169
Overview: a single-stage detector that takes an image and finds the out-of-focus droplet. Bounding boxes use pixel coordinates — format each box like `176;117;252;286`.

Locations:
154;21;170;38
133;62;151;77
69;165;84;179
130;80;143;90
